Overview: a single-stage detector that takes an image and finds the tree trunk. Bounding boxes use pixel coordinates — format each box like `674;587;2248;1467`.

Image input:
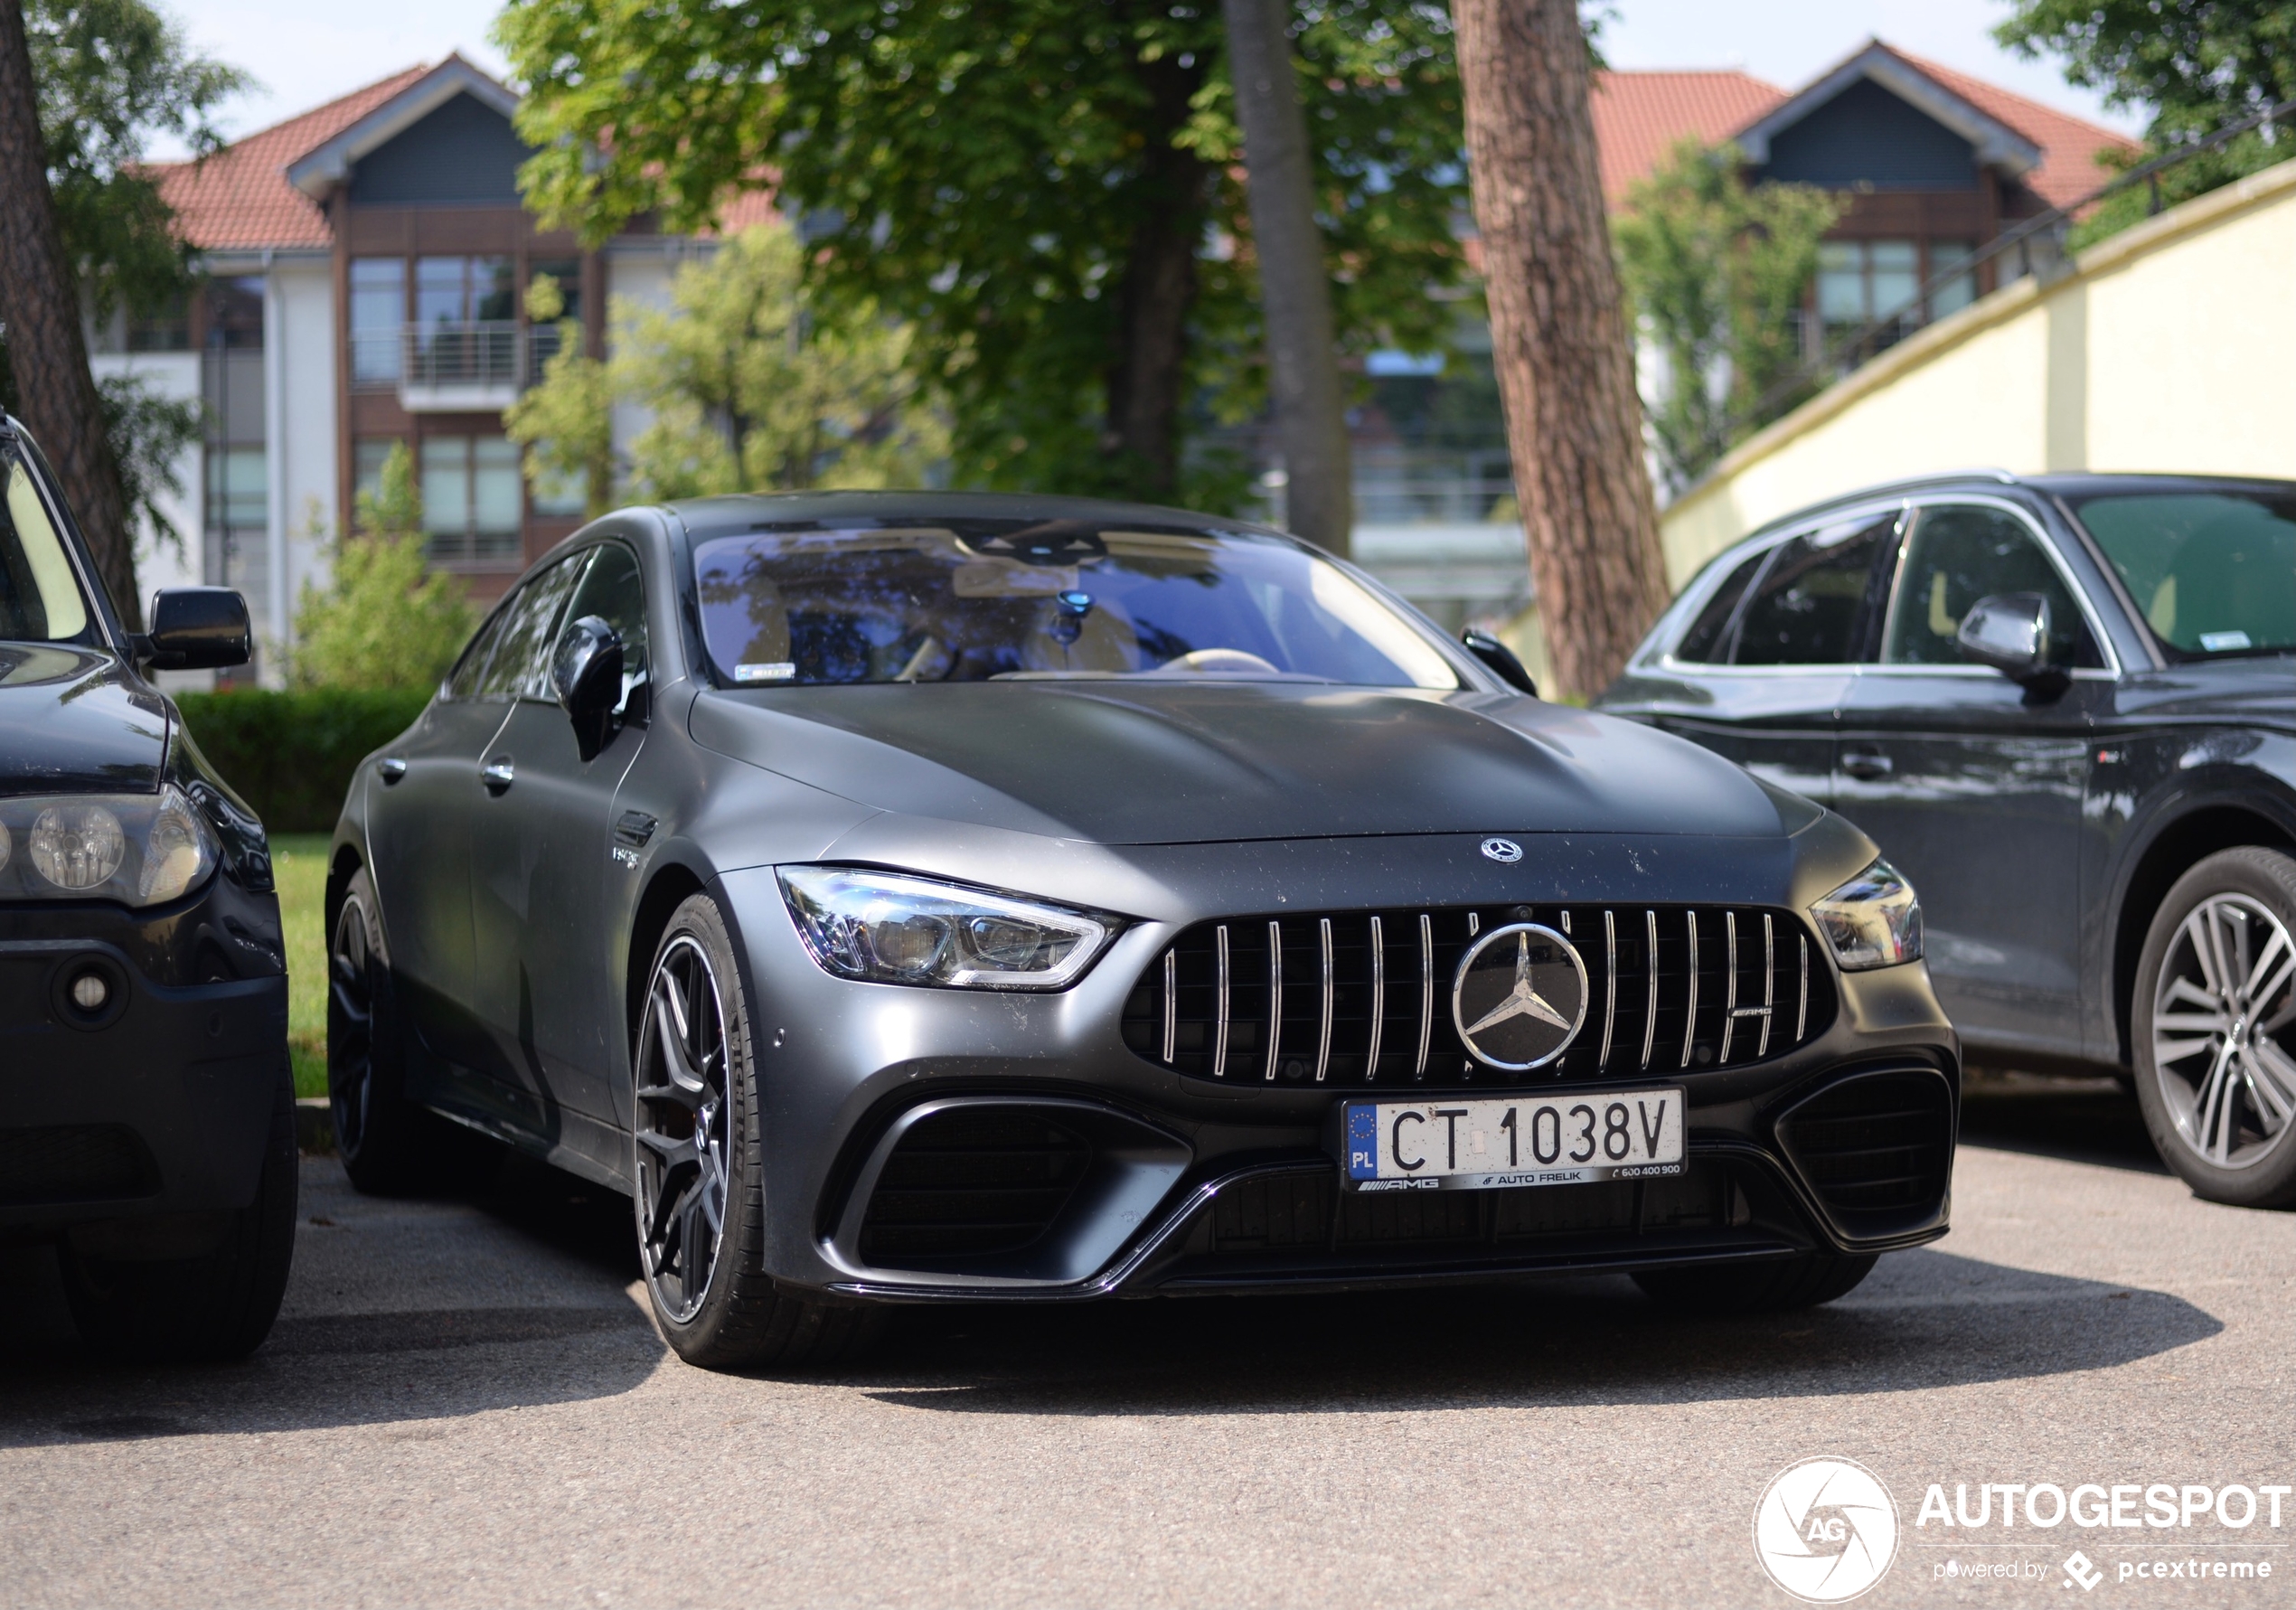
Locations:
0;0;138;629
1223;0;1351;557
1102;46;1209;501
1454;0;1667;700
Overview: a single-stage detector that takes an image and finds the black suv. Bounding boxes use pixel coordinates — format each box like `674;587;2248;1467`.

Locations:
1601;471;2296;1208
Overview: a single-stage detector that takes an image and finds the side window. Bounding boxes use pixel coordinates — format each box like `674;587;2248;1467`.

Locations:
472;553;588;701
1731;515;1894;666
444;606;510;701
1673;547;1767;664
558;542;649;714
1883;504;2101;669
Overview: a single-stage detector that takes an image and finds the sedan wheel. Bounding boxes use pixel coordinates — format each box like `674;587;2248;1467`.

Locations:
2134;848;2296;1206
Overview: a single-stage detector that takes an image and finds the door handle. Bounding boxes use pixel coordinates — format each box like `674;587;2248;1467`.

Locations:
378;757;407;784
481;756;515;793
1841;749;1893;780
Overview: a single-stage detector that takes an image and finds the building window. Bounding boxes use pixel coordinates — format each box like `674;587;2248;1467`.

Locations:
416;257;516;330
421;434;522;564
1929;240;1977;319
350;258;404;384
1816;240;1920;337
529;460;588;520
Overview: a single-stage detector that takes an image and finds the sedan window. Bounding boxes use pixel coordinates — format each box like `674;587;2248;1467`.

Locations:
1672;548;1766;664
1730;516;1892;665
0;453;89;644
1882;504;2100;668
691;523;1460;689
558;542;648;713
464;552;588;701
2074;490;2296;660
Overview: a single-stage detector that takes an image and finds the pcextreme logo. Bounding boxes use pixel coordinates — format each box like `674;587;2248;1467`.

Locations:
1755;1457;1902;1603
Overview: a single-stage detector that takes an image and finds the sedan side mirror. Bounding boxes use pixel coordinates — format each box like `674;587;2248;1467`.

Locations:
137;587;251;670
1461;628;1538;696
1955;592;2054;683
552;614;625;762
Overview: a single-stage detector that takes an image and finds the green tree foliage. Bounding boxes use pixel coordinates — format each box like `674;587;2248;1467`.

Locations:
507;271;615;517
494;0;1466;504
1613;140;1840;492
290;444;475;691
506;224;946;504
0;0;244;560
1998;0;2296;244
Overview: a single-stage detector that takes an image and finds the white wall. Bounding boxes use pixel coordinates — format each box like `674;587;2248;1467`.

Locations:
271;255;338;682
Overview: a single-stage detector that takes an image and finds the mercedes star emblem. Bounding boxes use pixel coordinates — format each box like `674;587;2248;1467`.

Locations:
1480;837;1522;863
1452;922;1588;1070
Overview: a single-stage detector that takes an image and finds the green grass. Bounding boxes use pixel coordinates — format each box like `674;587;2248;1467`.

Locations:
272;833;332;1097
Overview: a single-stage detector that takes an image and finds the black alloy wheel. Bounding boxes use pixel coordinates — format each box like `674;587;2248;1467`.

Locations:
2133;847;2296;1208
629;894;883;1369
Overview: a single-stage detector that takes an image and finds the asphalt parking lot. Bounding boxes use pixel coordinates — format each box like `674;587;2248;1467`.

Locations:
3;1080;2291;1610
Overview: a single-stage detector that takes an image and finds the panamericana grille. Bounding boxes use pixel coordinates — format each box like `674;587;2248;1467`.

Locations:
1778;1070;1953;1229
856;1107;1092;1265
1123;904;1833;1086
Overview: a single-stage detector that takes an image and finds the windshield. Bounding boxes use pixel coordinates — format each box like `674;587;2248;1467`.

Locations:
0;447;90;645
690;521;1459;689
2075;489;2296;659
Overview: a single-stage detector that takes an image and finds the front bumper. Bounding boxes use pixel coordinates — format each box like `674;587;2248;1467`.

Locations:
0;873;288;1245
717;852;1960;1303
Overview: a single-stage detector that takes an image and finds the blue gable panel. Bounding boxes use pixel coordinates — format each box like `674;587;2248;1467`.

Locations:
1755;77;1978;190
349;91;532;205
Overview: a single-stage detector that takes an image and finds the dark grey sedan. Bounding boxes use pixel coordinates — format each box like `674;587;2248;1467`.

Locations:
330;492;1957;1370
1600;471;2296;1209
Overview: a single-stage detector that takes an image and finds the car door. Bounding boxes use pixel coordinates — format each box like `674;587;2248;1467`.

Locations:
1636;510;1900;806
1832;498;2111;1057
367;607;516;1075
469;540;653;1125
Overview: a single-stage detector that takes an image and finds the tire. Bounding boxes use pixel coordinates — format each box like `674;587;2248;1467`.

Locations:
61;1060;298;1361
329;865;498;1195
631;892;881;1370
2131;847;2296;1208
1633;1252;1877;1314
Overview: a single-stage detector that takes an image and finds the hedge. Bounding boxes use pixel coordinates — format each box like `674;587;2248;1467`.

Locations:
175;687;433;833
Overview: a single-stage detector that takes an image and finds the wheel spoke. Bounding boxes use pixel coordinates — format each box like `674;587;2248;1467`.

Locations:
2165;976;2221;1013
635;1127;700;1170
635;1078;702;1114
2245;1039;2296;1127
2242;928;2293;1008
2184;910;2225;994
2156;1010;2228;1035
2156;1034;2222;1064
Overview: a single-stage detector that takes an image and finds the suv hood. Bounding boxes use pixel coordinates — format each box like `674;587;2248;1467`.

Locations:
0;645;167;797
690;681;1817;845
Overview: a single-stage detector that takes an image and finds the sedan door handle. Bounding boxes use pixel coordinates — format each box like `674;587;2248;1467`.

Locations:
1841;749;1893;780
377;757;407;784
481;756;515;793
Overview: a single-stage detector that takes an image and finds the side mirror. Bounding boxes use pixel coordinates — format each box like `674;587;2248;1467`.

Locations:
138;588;251;670
551;614;624;762
1462;627;1538;696
1955;592;2054;683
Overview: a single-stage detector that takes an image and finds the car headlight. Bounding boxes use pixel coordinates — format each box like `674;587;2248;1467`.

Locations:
1810;857;1922;970
777;866;1113;990
0;785;217;907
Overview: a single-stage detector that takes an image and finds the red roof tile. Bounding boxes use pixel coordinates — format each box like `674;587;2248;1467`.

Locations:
151;65;432;251
1881;46;2137;210
1592;70;1788;204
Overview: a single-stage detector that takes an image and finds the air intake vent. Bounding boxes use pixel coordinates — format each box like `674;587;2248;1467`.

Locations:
0;1125;159;1206
1779;1069;1953;1231
857;1107;1092;1265
1122;904;1833;1086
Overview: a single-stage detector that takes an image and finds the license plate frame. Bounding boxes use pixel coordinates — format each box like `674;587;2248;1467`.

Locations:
1338;1088;1688;1192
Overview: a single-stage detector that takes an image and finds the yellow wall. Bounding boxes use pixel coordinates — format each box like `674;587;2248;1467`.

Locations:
1659;159;2296;588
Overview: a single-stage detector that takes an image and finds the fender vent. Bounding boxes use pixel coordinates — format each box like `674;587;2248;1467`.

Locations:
857;1107;1092;1264
1779;1069;1953;1230
0;1125;159;1205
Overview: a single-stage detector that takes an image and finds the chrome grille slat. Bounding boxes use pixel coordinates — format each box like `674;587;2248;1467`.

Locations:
1124;902;1832;1086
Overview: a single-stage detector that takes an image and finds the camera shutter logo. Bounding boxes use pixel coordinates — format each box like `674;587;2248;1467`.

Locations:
1752;1457;1899;1603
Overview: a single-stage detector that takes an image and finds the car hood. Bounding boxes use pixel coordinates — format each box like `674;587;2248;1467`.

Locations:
0;645;168;798
689;681;1818;845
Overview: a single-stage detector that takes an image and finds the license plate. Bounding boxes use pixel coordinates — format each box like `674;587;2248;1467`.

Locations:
1341;1089;1686;1191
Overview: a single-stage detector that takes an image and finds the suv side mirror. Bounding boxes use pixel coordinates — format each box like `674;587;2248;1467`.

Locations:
551;614;625;762
139;588;251;670
1461;627;1538;696
1955;592;2053;683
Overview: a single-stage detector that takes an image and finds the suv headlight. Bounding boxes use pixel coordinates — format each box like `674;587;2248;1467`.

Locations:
1811;857;1922;970
777;866;1113;990
0;785;217;907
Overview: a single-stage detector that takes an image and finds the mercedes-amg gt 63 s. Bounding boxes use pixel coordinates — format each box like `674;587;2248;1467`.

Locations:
328;491;1957;1370
0;415;294;1360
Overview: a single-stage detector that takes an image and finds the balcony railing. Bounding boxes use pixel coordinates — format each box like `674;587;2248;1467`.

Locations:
349;321;563;410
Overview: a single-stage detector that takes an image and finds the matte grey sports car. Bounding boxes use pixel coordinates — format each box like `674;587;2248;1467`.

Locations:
328;492;1958;1369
